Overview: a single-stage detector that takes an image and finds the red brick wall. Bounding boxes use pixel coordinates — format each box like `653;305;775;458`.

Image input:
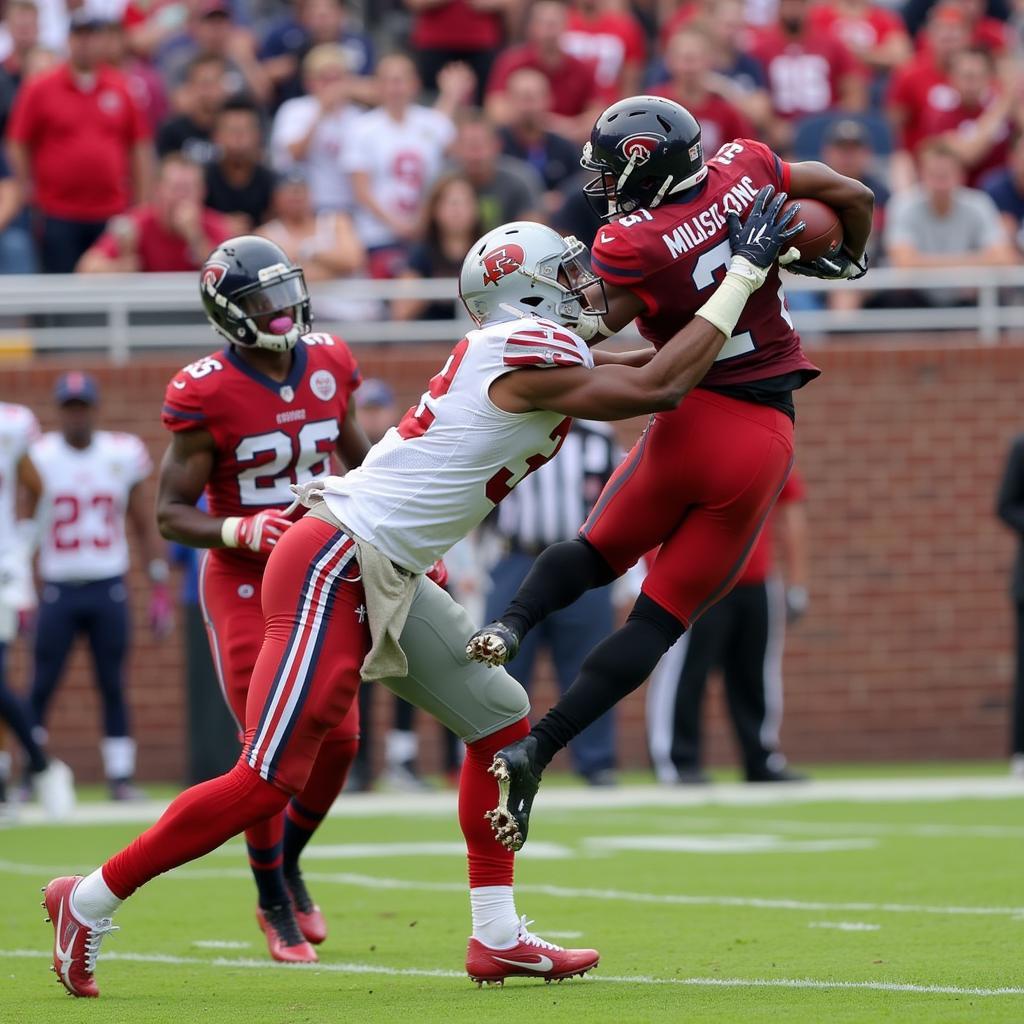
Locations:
1;341;1018;780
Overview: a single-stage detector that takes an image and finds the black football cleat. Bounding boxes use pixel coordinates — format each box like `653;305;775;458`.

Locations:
486;735;542;852
466;621;521;667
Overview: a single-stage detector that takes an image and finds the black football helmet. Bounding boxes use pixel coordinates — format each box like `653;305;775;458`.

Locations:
200;235;312;352
581;95;707;219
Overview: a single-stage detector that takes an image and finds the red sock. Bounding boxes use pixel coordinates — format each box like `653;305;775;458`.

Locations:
103;760;290;899
283;734;358;872
459;718;530;888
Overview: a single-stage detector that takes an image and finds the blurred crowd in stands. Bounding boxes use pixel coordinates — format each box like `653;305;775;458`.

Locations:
2;0;1024;313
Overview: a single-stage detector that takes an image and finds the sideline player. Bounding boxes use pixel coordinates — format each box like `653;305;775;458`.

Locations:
466;95;873;850
0;401;75;820
42;194;800;996
27;374;172;800
157;235;370;962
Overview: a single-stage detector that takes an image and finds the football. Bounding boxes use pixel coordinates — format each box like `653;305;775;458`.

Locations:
781;197;843;262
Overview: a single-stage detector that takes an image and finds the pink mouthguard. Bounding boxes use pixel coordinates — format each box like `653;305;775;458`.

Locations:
268;316;294;335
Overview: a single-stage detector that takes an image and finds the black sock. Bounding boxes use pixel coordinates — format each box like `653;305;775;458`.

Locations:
503;538;617;640
282;799;327;878
531;595;685;770
248;841;289;908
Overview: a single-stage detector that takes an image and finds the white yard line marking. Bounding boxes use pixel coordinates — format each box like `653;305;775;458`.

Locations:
207;841;574;861
2;859;1022;920
10;776;1022;827
809;922;881;932
192;940;252;949
4;949;1022;997
584;835;877;854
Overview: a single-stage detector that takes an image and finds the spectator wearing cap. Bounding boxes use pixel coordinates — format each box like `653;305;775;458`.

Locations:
5;9;154;273
26;371;171;801
260;0;375;109
486;1;601;144
393;172;481;322
158;0;270;107
77;151;232;272
405;0;511;104
498;67;581;214
0;142;34;272
450;109;543;232
917;47;1020;190
204;97;275;232
650;27;752;157
749;0;867;149
256;169;367;321
269;43;361;214
561;0;646;103
156;53;227;163
343;54;457;276
885;139;1017;304
982;135;1024;256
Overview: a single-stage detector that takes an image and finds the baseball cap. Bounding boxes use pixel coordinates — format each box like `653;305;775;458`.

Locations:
356;378;395;409
54;371;99;405
825;119;870;147
68;8;108;31
196;0;231;19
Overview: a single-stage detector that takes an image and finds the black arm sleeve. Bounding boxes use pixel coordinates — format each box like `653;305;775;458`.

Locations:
502;537;618;640
997;436;1024;536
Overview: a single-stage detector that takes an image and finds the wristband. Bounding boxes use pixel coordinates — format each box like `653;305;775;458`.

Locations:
147;558;170;584
220;517;242;548
694;256;765;338
15;518;39;553
786;585;809;613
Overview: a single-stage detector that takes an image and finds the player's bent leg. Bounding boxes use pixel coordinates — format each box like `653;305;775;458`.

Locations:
385;578;598;983
200;554;299;943
466;538;616;667
46;757;291;997
282;701;361;944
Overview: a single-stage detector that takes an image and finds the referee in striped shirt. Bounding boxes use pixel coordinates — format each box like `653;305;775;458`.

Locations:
482;419;621;785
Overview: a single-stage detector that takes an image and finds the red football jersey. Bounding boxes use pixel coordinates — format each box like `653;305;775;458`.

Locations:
749;27;864;119
590;138;819;391
885;55;951;151
161;333;361;560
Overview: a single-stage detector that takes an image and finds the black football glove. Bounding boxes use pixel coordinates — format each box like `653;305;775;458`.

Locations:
726;185;804;270
786;247;869;280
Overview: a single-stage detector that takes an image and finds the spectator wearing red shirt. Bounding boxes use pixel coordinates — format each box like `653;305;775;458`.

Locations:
649;27;752;158
77;153;232;273
405;0;512;102
917;0;1008;55
486;1;601;143
886;2;969;158
918;46;1019;189
102;20;169;135
561;0;646;103
808;0;911;75
749;0;867;147
5;11;154;274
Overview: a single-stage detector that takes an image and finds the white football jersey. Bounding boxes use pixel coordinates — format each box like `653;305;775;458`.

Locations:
0;402;40;546
323;316;594;572
31;430;152;582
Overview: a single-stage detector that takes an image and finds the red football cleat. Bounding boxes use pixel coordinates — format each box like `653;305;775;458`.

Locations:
465;918;599;986
285;871;327;945
42;876;118;998
255;904;318;963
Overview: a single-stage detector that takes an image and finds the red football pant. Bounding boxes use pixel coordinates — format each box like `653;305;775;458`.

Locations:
582;389;794;627
103;517;521;897
199;546;360;859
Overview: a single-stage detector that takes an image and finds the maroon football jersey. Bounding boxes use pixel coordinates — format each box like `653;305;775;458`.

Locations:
161;333;361;561
591;139;819;391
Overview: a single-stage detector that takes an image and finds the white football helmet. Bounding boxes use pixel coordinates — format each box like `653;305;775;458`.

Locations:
459;221;606;328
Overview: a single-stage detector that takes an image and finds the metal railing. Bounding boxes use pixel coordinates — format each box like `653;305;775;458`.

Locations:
0;265;1022;362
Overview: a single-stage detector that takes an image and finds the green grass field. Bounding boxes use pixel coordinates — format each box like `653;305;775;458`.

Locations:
2;770;1022;1024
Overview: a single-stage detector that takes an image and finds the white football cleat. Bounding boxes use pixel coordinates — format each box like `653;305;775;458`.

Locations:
35;759;75;821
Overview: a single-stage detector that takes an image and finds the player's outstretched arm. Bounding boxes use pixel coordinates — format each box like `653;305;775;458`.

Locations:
492;186;802;421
